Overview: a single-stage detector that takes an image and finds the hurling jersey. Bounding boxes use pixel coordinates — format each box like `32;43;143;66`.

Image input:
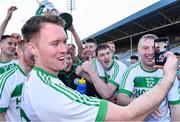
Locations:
0;64;26;121
92;58;127;88
0;60;18;68
118;62;180;122
20;67;108;121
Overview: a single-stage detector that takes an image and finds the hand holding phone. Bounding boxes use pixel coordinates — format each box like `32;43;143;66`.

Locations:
154;37;169;65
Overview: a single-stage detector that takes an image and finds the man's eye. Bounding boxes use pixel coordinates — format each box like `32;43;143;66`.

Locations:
51;43;58;46
64;40;67;44
8;42;12;45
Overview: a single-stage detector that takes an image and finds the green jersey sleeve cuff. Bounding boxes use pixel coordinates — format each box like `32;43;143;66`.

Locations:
0;107;8;113
118;89;132;97
107;79;119;88
95;100;108;122
168;99;180;105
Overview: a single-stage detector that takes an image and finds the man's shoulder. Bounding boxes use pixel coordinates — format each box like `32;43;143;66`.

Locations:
0;60;18;67
123;62;140;75
28;67;58;83
0;64;18;76
114;59;127;68
0;63;17;73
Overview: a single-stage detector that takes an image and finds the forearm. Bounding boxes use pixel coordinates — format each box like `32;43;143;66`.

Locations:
0;17;10;40
89;71;114;98
128;76;173;120
170;104;180;121
117;94;134;106
0;112;6;121
71;29;83;57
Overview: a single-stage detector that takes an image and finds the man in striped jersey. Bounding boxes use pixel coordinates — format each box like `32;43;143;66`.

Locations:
20;15;178;121
0;40;34;121
0;35;18;67
0;6;18;68
76;44;127;102
117;34;180;121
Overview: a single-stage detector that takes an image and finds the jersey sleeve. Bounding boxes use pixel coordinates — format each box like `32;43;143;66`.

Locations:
91;58;105;77
21;74;108;121
167;78;180;105
118;66;136;97
0;75;15;112
106;61;127;88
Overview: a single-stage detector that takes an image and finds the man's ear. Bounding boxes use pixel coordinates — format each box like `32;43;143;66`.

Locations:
16;48;22;58
28;42;36;56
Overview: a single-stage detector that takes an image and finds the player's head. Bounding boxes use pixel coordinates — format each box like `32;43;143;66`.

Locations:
106;41;115;54
130;55;138;64
17;40;35;68
66;43;76;56
174;52;180;61
96;44;113;70
21;15;67;74
64;51;73;72
0;35;17;58
84;38;97;58
137;34;158;69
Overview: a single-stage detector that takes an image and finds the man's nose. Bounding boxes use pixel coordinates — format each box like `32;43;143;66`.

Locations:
60;43;67;53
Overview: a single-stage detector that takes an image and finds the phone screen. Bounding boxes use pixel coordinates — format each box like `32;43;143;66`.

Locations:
154;37;169;65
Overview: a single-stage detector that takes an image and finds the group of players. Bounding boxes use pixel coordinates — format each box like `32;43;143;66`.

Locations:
0;5;179;121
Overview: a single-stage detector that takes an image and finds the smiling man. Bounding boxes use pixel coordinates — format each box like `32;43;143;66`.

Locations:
0;40;34;121
0;6;18;67
76;44;127;102
117;34;180;121
20;15;179;121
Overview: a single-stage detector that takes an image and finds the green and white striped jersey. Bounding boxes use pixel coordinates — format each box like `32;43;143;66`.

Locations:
92;58;127;88
20;67;108;121
0;64;26;121
119;62;180;122
0;60;18;68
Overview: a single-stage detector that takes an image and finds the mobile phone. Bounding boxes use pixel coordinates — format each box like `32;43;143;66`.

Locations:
154;37;169;65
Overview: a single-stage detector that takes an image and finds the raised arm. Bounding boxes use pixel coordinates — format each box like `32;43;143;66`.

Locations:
68;25;83;58
0;6;17;40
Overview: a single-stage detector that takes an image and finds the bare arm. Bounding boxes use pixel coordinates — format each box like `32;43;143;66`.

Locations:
170;103;180;121
0;112;5;121
68;25;83;58
81;61;117;99
0;6;17;40
89;71;117;99
117;93;134;106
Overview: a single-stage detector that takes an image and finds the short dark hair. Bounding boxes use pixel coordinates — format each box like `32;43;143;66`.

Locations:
21;15;65;43
1;35;11;42
106;41;114;45
84;38;97;45
130;55;138;60
174;52;180;56
95;44;110;56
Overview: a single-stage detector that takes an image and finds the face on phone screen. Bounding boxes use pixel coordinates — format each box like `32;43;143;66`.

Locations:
154;37;169;65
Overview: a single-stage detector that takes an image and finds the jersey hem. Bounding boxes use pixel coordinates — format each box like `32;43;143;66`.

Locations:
107;79;119;87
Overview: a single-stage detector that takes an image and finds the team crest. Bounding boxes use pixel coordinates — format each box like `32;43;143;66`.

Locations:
74;78;80;85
